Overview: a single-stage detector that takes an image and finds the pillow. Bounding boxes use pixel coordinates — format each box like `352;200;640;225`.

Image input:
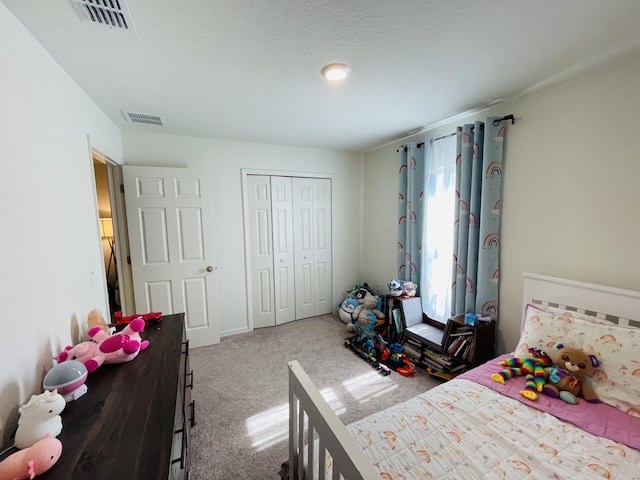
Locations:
533;303;612;326
516;304;640;415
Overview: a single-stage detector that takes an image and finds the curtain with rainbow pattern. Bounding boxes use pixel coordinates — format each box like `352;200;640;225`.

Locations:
397;142;425;288
451;117;507;319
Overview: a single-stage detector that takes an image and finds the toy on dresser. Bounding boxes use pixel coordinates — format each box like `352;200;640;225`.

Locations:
14;391;65;449
57;318;150;373
0;435;62;480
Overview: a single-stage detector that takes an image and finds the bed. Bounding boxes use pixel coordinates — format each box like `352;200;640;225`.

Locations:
287;273;640;479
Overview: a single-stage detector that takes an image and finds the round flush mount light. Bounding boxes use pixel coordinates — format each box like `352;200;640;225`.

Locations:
321;63;351;81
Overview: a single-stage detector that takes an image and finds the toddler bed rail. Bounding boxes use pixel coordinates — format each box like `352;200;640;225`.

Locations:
288;360;378;480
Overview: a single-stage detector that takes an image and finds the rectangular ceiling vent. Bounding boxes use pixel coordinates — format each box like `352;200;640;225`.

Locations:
70;0;137;32
121;111;165;126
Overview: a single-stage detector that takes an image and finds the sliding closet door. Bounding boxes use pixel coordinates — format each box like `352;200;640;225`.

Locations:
270;177;296;325
246;175;275;328
293;178;332;319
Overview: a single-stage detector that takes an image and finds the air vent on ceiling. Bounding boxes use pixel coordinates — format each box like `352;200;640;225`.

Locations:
121;111;165;126
70;0;137;32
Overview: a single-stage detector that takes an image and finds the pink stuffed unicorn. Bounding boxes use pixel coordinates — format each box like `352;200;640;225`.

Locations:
57;318;150;373
0;434;62;480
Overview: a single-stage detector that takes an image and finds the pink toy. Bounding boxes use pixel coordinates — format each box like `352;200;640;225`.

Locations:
0;435;62;480
57;318;150;373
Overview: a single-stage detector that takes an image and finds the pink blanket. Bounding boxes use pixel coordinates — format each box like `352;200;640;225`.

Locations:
458;354;640;450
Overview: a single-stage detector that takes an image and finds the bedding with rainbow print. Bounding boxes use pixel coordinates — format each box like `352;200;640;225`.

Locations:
342;374;640;479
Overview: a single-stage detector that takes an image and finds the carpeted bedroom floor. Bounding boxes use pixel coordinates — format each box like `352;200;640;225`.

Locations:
189;313;443;479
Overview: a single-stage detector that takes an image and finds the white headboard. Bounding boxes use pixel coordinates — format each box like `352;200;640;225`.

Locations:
522;272;640;328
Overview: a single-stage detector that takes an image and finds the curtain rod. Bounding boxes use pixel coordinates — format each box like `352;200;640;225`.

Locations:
400;114;515;151
493;114;515;126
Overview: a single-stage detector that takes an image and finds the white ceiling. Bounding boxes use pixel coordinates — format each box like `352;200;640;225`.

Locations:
4;0;640;152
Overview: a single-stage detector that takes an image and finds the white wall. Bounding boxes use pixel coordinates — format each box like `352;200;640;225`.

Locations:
0;3;122;445
363;49;640;354
121;131;361;337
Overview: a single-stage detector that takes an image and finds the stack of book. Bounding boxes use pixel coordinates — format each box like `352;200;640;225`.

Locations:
421;348;466;380
446;329;475;362
402;339;422;362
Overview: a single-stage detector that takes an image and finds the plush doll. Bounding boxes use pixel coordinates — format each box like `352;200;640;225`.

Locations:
491;347;553;400
387;279;403;297
14;390;65;449
0;434;62;480
402;281;417;297
352;291;385;337
57;318;150;373
542;342;601;404
338;297;359;328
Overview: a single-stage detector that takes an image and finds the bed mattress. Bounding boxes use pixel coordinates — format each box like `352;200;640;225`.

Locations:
345;378;640;479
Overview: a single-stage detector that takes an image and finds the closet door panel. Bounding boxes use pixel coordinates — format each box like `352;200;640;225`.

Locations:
271;177;296;325
312;178;332;315
247;175;275;328
293;178;316;319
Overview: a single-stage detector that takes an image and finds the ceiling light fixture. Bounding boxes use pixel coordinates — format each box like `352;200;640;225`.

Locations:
321;63;351;82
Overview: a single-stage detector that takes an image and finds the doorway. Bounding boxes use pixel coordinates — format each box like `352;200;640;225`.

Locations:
93;157;120;321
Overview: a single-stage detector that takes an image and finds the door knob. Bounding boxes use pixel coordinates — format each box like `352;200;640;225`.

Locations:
206;266;214;272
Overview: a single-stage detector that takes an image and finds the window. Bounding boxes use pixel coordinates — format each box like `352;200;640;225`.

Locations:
421;135;457;322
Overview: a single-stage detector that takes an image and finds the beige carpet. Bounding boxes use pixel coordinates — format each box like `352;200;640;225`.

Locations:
189;314;442;479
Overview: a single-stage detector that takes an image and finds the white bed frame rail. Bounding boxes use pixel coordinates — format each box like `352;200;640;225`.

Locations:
288;360;379;480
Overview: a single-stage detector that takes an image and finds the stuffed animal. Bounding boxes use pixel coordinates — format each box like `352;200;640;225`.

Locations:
402;281;417;297
491;347;553;400
542;342;600;404
14;391;65;449
57;318;150;373
338;297;359;327
353;291;385;337
0;434;62;480
387;279;403;297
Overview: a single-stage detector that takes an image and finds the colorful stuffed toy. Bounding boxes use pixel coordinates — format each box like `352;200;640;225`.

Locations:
491;347;553;400
57;318;150;373
0;434;62;480
542;342;601;404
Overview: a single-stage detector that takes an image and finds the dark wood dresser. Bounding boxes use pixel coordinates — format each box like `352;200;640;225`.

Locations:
38;313;194;480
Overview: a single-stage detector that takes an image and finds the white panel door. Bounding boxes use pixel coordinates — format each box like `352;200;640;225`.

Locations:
293;177;332;319
293;178;315;319
270;177;296;325
123;166;219;347
312;178;332;315
246;175;275;328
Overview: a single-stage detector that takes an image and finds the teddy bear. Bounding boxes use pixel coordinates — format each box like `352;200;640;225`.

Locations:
57;318;150;373
352;290;385;337
491;347;553;400
542;342;600;404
